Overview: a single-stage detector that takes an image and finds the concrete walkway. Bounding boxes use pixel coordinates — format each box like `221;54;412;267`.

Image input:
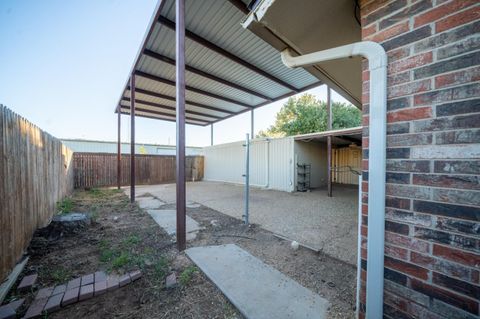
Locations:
186;244;329;319
147;210;202;241
129;181;358;264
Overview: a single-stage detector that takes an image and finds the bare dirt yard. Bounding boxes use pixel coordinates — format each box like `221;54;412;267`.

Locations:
6;188;356;318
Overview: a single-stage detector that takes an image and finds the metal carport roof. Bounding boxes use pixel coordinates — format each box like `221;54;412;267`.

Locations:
115;0;323;126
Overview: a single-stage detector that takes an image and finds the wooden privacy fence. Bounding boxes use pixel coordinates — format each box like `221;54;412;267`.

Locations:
73;153;204;189
0;105;74;281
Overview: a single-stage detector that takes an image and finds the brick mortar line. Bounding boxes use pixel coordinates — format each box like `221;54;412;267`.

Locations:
435;111;480;118
432;48;480;64
384;215;479;239
406;252;480;276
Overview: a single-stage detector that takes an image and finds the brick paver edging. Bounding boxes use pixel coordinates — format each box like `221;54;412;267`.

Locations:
22;270;141;318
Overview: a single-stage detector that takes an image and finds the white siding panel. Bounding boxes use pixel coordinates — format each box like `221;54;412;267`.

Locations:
204;141;245;185
203;137;294;192
268;138;294;192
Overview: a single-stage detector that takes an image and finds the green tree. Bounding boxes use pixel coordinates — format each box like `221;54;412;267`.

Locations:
257;93;361;138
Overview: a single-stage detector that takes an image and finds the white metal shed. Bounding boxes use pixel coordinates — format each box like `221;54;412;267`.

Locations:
203;127;362;192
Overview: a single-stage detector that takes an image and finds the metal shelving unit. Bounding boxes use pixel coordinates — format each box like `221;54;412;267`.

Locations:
297;163;311;192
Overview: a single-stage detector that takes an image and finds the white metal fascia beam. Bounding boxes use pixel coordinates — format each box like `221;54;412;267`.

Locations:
281;41;387;319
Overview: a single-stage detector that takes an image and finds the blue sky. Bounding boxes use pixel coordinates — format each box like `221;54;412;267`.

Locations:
0;0;348;147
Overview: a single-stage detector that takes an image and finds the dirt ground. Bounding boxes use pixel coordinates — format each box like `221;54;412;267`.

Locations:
132;181;359;265
6;188;356;318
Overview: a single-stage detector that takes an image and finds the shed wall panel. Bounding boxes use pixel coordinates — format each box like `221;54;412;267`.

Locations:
203;137;294;192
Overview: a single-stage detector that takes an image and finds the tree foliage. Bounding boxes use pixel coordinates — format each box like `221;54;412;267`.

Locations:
257;94;361;138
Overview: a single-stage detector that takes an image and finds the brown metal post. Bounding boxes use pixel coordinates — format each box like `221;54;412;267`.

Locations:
327;86;332;197
117;109;121;189
130;75;136;202
176;0;186;251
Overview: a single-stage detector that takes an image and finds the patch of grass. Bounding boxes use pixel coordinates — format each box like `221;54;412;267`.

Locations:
122;235;140;247
179;266;198;286
56;197;74;214
51;267;71;284
88;188;122;199
112;252;132;269
153;257;169;281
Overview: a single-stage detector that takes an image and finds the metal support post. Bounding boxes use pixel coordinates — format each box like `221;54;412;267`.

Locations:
327;86;333;197
175;0;187;251
210;124;213;146
130;76;136;202
117;109;121;189
243;133;250;225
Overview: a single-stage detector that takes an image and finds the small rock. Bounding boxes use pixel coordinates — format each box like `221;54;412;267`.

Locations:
210;220;219;227
165;273;177;289
113;216;119;222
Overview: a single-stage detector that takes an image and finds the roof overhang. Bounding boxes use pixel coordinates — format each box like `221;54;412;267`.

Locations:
294;126;362;146
242;0;362;108
115;0;325;126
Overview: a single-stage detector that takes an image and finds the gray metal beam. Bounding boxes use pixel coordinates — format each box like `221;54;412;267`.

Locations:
143;49;272;101
158;16;299;92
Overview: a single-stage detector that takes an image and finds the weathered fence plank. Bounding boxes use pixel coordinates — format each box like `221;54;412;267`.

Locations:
73;153;204;189
0;105;74;281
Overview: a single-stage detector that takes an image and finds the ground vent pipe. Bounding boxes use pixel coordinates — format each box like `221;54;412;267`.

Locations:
282;41;387;319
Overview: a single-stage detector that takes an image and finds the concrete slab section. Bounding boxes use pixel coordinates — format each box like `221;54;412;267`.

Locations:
147;210;201;241
186;244;329;319
136;197;165;209
130;182;358;264
186;200;201;208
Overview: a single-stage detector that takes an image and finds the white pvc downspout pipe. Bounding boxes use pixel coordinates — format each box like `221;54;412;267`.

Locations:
281;41;387;319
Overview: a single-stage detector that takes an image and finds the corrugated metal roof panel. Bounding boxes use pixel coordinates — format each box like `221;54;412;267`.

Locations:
137;55;265;105
133;76;248;113
162;0;318;87
124;90;231;118
117;0;322;125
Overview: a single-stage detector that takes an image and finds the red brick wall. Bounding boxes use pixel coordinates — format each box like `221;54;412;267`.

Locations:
359;1;479;318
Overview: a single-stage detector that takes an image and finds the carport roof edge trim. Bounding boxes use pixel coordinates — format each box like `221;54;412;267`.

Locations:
114;0;323;126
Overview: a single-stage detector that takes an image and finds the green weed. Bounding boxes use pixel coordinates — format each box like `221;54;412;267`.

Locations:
179;266;198;285
122;235;140;247
153;257;169;281
51;267;71;284
112;252;132;269
56;197;74;214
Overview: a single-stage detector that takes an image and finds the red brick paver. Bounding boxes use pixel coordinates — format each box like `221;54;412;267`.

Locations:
17;274;38;292
6;298;24;312
35;287;54;300
66;277;81;290
129;270;142;281
81;274;94;286
52;284;66;296
61;287;80;306
106;276;119;291
0;305;15;319
119;274;131;287
94;281;107;296
44;293;64;313
79;284;94;301
23;298;48;319
94;271;107;283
